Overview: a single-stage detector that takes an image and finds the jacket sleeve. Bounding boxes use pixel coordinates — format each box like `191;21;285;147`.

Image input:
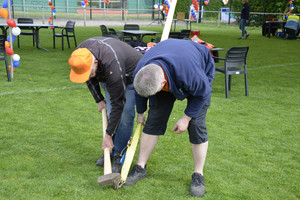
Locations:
86;77;105;103
135;92;148;114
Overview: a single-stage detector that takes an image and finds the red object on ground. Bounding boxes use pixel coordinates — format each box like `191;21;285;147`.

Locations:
190;30;200;36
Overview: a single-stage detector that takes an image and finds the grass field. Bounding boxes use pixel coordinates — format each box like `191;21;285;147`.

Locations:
0;23;299;200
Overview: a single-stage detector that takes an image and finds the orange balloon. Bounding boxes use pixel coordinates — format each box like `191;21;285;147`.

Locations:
86;2;89;6
204;1;208;5
0;8;9;19
289;1;293;4
51;6;54;10
5;41;10;48
9;65;15;72
48;20;51;23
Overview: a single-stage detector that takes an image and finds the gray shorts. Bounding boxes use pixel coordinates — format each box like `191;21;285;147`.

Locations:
143;91;211;144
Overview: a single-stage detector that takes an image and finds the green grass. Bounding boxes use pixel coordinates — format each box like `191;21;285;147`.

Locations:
0;23;300;200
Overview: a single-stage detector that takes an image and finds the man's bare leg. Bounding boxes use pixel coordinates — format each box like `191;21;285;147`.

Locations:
137;133;159;168
191;141;208;175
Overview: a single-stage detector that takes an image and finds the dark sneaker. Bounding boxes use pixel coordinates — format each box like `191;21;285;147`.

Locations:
96;155;113;167
246;34;250;39
238;37;244;40
190;173;205;198
112;155;123;173
125;165;147;186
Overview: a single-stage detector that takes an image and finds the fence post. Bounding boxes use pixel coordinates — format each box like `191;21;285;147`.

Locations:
42;6;45;24
218;11;220;27
137;0;139;19
23;0;26;17
90;0;92;20
84;8;86;26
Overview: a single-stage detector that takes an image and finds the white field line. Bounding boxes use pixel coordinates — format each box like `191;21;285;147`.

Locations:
0;85;85;96
247;62;300;70
1;62;299;96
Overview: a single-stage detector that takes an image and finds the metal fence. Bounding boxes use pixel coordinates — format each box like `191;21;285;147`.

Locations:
4;3;299;27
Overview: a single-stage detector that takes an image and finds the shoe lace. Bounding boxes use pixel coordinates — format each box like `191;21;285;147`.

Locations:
192;173;204;186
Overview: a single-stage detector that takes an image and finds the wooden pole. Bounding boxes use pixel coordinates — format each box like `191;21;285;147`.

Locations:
161;0;177;41
8;0;13;79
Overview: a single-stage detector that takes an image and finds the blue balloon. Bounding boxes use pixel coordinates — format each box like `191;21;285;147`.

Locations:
290;4;293;7
3;0;8;8
3;0;12;8
7;35;15;42
52;9;56;13
157;3;160;7
81;1;85;6
13;61;20;67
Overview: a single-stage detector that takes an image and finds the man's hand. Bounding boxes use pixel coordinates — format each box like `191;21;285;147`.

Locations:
173;115;192;134
97;100;106;112
102;134;114;153
137;113;146;125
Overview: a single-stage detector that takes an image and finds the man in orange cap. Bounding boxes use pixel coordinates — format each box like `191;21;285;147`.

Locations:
68;37;142;173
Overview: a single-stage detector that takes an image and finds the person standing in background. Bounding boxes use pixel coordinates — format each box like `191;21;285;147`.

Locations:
239;0;250;40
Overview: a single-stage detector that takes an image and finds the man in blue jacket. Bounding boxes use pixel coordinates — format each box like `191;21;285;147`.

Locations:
239;0;250;40
125;39;215;198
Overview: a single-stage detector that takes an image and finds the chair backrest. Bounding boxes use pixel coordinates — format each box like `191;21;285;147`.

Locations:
180;29;191;38
225;47;249;68
17;18;33;24
65;21;75;33
124;24;139;30
108;28;117;35
177;12;185;20
0;34;6;54
100;25;109;36
17;18;34;31
169;32;181;38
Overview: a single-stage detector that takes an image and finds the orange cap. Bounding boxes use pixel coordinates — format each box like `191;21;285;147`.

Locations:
68;48;93;83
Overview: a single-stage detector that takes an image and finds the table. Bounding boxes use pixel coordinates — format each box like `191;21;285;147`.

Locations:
119;30;160;43
172;19;196;31
0;23;56;51
210;47;225;63
264;21;286;38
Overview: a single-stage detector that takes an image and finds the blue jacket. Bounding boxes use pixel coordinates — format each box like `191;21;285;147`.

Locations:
133;39;215;118
241;3;250;20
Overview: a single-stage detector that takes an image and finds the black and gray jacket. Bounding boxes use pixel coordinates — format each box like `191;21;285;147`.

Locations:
76;37;142;136
241;3;250;20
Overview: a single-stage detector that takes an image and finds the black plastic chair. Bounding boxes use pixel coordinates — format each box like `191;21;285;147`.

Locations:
17;18;35;48
122;24;139;42
108;28;122;39
169;32;181;39
0;34;10;81
179;29;191;39
100;25;119;39
53;21;77;50
213;46;249;98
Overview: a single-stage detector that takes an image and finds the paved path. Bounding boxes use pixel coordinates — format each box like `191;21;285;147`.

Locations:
32;18;188;27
